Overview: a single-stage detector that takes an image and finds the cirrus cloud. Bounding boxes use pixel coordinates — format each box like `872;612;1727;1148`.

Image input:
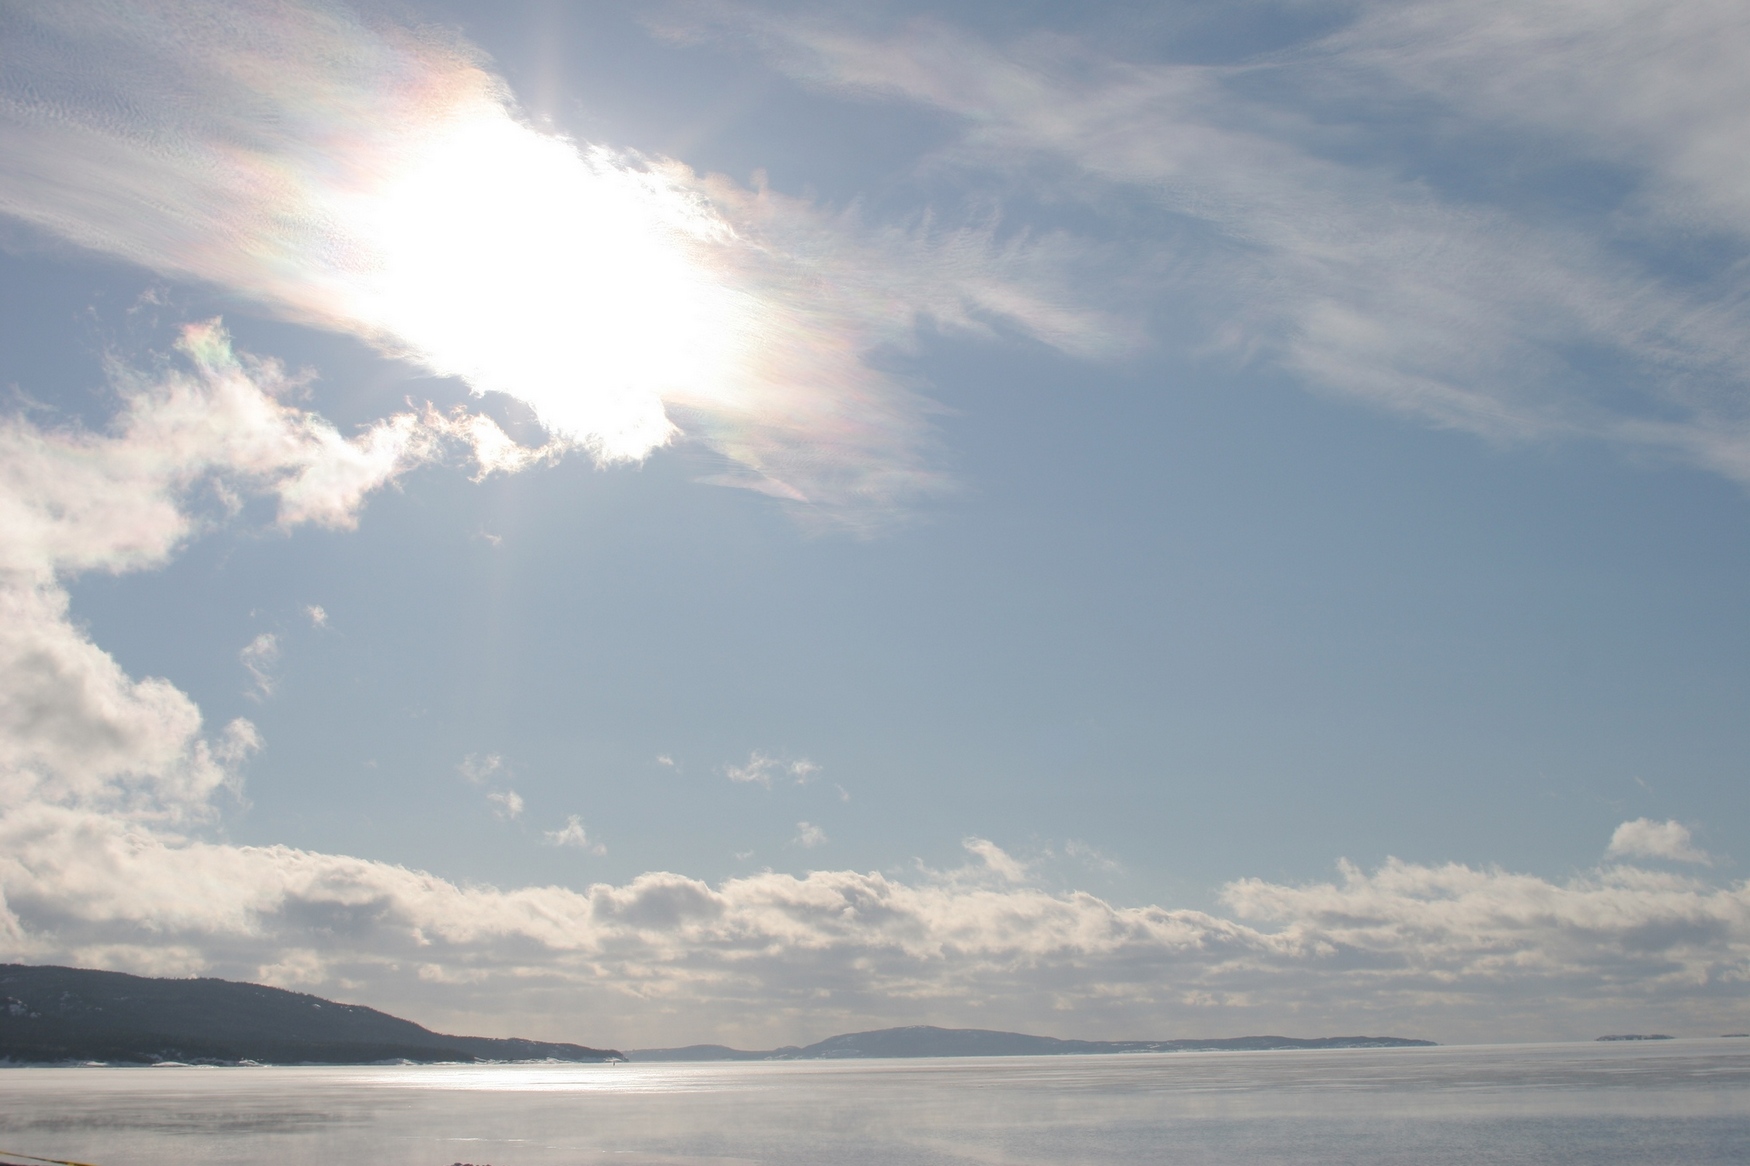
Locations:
703;2;1750;486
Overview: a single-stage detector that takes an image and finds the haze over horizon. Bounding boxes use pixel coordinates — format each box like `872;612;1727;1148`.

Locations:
2;0;1749;1050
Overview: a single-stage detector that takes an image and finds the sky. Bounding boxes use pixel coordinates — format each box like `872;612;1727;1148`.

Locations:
2;0;1749;1050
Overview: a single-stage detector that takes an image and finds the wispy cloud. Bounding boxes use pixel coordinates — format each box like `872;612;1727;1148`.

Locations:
0;0;1107;525
303;605;328;629
1063;839;1123;875
545;815;606;855
239;633;280;701
460;753;524;821
962;836;1027;882
486;789;525;821
725;750;820;788
1332;0;1750;238
458;753;505;786
700;5;1750;485
792;821;827;849
1607;818;1713;866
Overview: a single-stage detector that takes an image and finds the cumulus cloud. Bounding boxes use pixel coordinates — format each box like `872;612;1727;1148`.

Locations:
3;806;1749;1047
0;321;475;822
303;605;328;628
792;821;828;849
1608;819;1713;866
707;5;1750;485
0;0;1110;525
485;790;525;821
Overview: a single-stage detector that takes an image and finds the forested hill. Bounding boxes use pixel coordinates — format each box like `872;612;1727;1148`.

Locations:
0;964;622;1065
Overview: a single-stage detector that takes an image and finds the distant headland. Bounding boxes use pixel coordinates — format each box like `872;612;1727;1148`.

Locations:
2;963;1434;1067
627;1026;1435;1061
0;964;623;1066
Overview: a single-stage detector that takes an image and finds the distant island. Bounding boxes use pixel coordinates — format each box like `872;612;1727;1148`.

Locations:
629;1025;1435;1061
0;964;623;1066
1595;1034;1674;1041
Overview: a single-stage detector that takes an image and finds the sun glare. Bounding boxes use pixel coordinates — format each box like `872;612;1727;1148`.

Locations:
325;92;750;464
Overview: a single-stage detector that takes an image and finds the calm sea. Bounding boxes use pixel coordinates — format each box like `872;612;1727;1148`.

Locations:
2;1039;1746;1165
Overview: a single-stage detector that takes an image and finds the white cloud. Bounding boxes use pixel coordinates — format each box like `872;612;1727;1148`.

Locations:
544;815;606;855
3;805;1748;1048
462;756;524;821
792;821;828;849
0;0;1110;526
1333;0;1750;239
1608;819;1713;866
239;633;280;701
0;322;457;822
715;8;1750;487
1064;839;1123;875
725;751;819;788
726;751;778;787
961;837;1028;883
304;605;328;628
458;754;505;786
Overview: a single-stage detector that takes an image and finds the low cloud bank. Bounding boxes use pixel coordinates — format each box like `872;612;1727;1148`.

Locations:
3;815;1746;1049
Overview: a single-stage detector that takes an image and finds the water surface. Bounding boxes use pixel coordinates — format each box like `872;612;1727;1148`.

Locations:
2;1039;1745;1165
